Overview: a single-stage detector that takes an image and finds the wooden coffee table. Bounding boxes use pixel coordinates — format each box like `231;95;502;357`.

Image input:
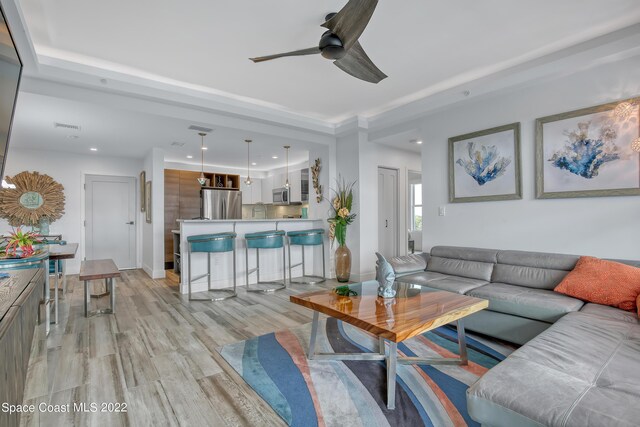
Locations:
290;281;488;410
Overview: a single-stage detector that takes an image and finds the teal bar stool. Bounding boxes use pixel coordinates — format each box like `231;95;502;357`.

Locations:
287;229;326;284
187;232;237;301
244;230;286;292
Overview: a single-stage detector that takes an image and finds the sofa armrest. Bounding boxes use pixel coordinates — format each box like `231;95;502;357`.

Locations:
388;253;430;276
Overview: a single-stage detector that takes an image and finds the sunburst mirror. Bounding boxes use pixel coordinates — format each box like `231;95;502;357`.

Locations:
0;171;65;226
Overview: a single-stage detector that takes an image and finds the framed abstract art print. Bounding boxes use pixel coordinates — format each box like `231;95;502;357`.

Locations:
535;97;640;199
448;122;522;203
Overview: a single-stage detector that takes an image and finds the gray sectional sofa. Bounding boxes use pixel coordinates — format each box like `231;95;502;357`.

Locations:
389;246;640;427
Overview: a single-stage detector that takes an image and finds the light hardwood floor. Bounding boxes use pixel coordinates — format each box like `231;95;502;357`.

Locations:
20;270;339;426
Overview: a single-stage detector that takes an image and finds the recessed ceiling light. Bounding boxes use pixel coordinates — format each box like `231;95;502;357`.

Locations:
187;155;193;159
90;147;98;151
201;146;208;150
251;162;257;166
416;140;423;145
272;156;278;159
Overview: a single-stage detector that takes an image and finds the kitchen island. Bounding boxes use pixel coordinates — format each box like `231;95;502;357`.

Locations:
176;219;326;295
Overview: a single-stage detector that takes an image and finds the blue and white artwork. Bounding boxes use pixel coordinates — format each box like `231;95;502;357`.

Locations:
456;142;512;185
450;125;520;202
540;104;639;196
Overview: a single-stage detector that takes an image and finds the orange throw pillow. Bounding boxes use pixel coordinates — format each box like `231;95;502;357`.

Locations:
555;256;640;312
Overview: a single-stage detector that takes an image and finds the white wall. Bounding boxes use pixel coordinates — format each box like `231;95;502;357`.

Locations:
0;147;143;273
336;130;422;280
418;55;640;259
141;147;165;278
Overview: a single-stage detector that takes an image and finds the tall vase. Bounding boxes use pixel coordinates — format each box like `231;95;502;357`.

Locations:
335;244;351;282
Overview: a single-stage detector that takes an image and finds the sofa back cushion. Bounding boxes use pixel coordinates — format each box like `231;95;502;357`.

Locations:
493;250;579;290
427;246;498;281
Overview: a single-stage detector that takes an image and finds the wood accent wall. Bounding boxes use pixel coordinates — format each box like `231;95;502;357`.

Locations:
164;169;240;266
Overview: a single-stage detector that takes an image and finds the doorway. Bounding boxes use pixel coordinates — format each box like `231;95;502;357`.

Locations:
378;167;399;258
85;174;137;269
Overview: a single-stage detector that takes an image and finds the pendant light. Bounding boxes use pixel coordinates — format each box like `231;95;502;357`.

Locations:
244;139;253;185
284;145;291;188
197;132;207;186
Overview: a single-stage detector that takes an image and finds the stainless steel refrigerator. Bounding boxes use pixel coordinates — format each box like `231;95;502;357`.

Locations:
201;188;242;220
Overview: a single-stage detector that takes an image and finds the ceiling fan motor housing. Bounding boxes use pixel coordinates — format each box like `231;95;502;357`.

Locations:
319;31;345;60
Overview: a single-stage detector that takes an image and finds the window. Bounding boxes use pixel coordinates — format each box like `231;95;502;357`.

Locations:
410;183;422;230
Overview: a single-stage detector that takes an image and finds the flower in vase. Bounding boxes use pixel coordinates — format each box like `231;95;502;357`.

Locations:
338;207;350;218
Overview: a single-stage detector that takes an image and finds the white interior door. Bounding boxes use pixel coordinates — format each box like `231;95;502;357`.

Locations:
85;175;136;269
378;167;399;258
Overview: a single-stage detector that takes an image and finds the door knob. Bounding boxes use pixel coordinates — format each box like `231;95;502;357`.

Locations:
126;221;134;225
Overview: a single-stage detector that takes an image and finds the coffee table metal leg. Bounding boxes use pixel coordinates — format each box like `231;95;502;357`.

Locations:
457;319;468;365
308;311;319;359
379;336;385;356
387;341;397;410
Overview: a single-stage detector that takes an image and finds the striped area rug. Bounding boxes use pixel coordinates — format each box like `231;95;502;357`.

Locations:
219;318;515;427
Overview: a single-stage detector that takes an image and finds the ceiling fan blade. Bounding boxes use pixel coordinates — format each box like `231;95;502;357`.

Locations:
334;41;386;84
250;47;320;63
321;0;378;50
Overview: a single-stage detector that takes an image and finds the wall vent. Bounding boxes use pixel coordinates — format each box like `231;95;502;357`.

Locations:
188;125;213;133
170;141;185;147
54;122;81;131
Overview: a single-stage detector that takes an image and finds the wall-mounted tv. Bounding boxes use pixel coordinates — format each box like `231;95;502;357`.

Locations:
0;5;22;181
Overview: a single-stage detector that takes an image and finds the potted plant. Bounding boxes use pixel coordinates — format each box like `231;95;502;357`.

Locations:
328;177;357;282
4;227;41;258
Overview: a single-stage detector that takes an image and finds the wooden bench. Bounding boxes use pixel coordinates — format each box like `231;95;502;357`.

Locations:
79;259;121;317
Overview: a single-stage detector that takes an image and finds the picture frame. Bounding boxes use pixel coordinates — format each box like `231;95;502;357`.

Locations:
139;171;146;212
535;97;640;199
448;122;522;203
145;181;152;223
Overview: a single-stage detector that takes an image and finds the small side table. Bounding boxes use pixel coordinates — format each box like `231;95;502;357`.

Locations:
79;259;120;317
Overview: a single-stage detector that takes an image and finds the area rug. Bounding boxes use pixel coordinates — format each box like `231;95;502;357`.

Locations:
219;318;515;427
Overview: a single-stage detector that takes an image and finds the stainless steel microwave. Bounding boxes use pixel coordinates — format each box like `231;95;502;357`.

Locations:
272;187;290;205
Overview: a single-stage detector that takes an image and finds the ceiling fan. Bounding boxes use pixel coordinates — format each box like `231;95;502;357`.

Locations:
249;0;387;84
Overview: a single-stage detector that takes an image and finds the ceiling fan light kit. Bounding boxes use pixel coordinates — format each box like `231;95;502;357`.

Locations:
249;0;386;84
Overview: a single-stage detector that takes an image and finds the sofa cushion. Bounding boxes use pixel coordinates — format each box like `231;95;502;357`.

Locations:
427;256;494;281
431;246;498;263
399;271;451;284
413;276;488;294
388;253;428;276
468;283;583;323
496;249;579;270
555;256;640;312
467;312;640;427
579;303;640;324
491;263;569;290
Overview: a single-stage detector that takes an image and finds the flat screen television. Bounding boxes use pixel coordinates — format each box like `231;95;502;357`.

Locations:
0;5;22;181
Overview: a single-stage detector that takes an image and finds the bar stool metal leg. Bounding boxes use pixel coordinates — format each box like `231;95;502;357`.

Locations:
288;240;326;285
187;237;237;302
245;246;286;293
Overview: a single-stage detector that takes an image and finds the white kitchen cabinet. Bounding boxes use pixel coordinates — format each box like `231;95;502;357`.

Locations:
240;177;262;204
262;175;274;203
251;178;262;203
289;169;302;202
240;180;250;204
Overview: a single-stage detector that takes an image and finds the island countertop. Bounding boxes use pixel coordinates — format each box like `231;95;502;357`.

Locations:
177;218;319;223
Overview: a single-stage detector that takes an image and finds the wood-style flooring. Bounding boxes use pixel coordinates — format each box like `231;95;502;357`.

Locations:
20;269;338;426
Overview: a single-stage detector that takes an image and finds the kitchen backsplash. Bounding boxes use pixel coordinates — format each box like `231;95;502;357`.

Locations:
242;204;309;219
